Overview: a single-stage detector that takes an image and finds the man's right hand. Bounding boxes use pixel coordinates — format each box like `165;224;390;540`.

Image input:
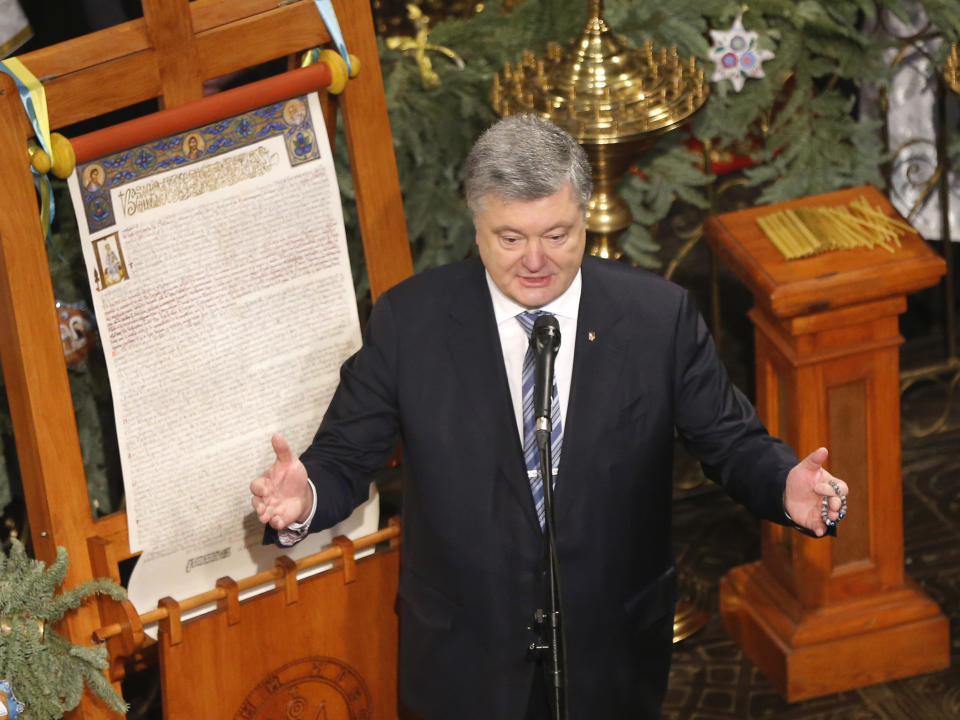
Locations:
250;434;312;530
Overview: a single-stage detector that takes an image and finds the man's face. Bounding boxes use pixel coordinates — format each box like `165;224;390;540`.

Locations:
474;182;586;308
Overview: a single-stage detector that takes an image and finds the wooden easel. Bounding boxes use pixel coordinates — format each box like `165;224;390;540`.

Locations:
0;2;412;718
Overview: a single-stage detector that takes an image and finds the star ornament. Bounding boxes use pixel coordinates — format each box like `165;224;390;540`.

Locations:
708;13;775;92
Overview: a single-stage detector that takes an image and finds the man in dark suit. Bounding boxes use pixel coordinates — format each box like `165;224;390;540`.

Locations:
250;114;848;719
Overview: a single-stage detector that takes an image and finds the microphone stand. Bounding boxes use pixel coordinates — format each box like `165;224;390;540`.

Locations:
533;425;568;720
527;314;567;719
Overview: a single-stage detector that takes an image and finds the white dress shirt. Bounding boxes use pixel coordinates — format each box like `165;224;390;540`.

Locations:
484;270;581;443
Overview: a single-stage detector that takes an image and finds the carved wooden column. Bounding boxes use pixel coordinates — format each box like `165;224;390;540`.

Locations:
704;185;950;701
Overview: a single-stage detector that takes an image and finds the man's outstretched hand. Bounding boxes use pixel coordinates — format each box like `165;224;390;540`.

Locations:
783;447;849;537
250;434;312;530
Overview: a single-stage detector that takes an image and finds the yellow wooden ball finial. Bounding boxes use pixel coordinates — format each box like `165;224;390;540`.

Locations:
28;132;76;178
319;49;349;94
28;141;50;174
50;133;76;179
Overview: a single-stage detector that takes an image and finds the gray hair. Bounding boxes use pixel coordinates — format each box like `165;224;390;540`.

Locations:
464;114;592;214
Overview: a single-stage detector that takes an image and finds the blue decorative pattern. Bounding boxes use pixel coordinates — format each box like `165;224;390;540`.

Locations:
78;96;322;233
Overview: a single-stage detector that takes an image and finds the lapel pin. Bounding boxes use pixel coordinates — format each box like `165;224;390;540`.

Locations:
588;331;596;342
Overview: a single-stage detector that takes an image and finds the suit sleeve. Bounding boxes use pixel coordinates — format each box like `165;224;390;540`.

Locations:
299;292;403;534
671;289;798;524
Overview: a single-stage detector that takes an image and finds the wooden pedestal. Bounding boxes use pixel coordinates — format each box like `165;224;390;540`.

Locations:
704;185;951;701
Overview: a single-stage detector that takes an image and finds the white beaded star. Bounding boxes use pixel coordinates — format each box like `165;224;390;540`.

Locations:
708;13;775;92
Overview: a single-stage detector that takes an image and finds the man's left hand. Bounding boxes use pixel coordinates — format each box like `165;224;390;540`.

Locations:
784;447;849;537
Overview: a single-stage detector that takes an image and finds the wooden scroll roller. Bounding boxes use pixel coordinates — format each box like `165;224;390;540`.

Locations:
92;522;401;647
71;59;349;165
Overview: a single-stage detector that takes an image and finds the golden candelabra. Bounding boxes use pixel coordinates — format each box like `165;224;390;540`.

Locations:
491;0;708;258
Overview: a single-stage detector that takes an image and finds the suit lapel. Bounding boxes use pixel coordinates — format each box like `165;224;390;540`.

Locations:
443;260;543;533
554;259;628;529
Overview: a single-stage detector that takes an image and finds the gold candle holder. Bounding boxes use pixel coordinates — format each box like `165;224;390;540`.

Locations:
491;0;708;258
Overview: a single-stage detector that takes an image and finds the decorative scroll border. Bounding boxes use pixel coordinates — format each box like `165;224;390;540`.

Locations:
78;95;321;233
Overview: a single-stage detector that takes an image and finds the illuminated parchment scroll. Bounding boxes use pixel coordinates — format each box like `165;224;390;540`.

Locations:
66;93;378;619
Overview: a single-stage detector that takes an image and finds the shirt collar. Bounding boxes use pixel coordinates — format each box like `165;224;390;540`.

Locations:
485;268;582;325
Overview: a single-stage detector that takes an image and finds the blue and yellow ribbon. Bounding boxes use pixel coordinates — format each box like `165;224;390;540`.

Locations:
312;0;352;76
0;57;56;239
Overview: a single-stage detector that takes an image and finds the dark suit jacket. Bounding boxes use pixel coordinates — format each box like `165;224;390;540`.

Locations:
296;255;798;719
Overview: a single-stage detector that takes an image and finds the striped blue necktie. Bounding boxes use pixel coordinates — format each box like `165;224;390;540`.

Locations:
517;311;563;531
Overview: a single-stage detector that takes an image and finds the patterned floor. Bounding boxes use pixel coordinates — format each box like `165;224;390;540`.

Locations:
664;430;960;719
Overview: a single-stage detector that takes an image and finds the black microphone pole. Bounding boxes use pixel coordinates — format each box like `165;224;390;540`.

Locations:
529;314;568;720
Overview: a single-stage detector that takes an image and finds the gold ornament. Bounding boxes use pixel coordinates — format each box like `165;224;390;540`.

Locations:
385;4;464;89
945;44;960;97
0;613;46;641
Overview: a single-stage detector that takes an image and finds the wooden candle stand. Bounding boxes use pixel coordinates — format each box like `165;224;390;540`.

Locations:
704;185;950;701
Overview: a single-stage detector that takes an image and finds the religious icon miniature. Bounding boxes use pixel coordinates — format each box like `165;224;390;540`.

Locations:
82;164;106;193
92;232;130;290
282;98;308;127
183;133;205;160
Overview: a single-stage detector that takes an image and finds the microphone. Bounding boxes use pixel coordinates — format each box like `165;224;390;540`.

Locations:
530;313;561;435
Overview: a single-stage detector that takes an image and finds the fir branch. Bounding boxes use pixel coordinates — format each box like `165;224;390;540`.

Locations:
919;0;960;43
619;224;662;269
0;540;127;717
80;660;128;713
0;540;30;612
38;545;69;602
39;578;126;622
